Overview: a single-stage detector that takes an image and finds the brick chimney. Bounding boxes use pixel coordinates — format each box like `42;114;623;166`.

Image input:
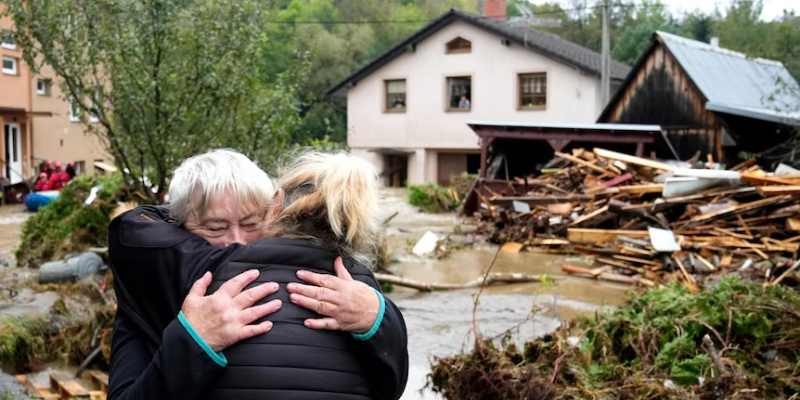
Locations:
483;0;506;21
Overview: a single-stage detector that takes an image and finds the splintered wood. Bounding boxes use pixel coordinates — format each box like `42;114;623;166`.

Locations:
470;147;800;289
15;371;108;400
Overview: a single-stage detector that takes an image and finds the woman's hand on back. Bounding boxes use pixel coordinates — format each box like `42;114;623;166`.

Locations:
287;257;379;333
182;270;282;352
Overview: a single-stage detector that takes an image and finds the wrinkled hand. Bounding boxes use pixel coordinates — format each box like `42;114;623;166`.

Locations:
182;270;281;352
287;257;379;333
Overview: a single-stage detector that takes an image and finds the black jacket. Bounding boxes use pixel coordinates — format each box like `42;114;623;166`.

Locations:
108;206;408;400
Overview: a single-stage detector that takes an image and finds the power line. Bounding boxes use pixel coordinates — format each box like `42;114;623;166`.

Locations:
261;2;639;25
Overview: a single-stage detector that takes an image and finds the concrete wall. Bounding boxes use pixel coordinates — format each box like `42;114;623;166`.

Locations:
346;20;604;184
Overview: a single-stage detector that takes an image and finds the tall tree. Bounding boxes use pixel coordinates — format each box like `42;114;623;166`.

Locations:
3;0;302;201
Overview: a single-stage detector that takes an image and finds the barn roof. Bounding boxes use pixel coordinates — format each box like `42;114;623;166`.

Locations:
601;31;800;126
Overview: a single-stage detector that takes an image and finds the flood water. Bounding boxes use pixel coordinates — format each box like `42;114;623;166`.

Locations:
377;189;630;399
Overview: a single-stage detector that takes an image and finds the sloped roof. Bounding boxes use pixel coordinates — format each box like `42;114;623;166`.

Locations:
328;9;630;95
603;31;800;126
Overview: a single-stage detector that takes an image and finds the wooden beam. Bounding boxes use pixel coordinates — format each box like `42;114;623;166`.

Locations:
593;148;675;171
756;185;800;196
689;195;792;224
554;151;613;175
567;228;649;244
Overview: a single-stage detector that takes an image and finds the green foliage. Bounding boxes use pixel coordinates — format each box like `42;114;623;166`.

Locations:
430;277;800;399
15;174;124;268
407;184;461;213
0;317;48;372
3;0;303;201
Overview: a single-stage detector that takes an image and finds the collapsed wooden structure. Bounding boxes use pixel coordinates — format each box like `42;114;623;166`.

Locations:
465;146;800;290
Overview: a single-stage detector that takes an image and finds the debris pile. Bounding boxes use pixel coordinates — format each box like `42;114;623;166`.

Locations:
429;277;800;399
469;148;800;289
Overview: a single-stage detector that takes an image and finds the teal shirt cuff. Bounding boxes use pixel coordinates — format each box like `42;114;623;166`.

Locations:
177;311;228;367
352;288;386;341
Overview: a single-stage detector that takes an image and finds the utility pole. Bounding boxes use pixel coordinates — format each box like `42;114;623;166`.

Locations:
600;0;611;105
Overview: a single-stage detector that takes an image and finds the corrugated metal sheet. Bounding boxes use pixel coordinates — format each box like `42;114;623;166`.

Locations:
658;31;800;126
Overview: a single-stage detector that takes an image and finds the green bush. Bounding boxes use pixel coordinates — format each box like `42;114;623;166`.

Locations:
407;184;461;213
15;174;125;268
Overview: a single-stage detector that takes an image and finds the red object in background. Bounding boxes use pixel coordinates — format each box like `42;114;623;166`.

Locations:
34;173;49;191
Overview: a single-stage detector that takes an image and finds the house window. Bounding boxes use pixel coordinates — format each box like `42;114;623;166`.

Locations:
74;160;85;175
69;99;81;122
36;79;52;96
447;76;471;111
0;30;15;50
384;79;406;112
518;72;547;109
2;56;17;75
446;37;471;54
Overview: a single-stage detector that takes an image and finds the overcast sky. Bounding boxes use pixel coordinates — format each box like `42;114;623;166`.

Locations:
528;0;799;21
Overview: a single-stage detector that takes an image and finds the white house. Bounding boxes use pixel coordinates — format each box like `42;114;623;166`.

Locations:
330;7;631;186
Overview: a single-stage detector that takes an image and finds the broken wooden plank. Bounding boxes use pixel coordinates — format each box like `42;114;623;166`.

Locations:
569;205;609;227
593;148;675;171
601;173;633;188
491;195;592;205
567;228;649;244
689;195;792;224
562;264;655;287
555;151;614;176
741;172;800;186
595;184;664;195
50;374;90;398
673;255;700;293
756;185;800;196
86;370;109;391
612;254;662;267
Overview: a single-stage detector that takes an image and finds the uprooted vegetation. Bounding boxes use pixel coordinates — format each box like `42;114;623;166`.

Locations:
429;277;800;399
15;174;128;268
0;274;115;373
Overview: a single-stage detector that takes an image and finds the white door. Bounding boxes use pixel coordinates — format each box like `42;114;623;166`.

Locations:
3;123;22;184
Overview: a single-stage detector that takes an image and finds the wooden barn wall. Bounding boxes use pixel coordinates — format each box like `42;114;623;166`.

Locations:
603;44;724;161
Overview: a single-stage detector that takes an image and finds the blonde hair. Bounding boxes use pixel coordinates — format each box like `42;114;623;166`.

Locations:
274;152;379;258
168;149;275;223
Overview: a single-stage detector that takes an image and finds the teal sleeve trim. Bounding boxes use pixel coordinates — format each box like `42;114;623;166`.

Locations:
177;311;228;367
352;288;386;341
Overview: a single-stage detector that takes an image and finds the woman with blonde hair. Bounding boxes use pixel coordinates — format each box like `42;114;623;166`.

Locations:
108;150;407;400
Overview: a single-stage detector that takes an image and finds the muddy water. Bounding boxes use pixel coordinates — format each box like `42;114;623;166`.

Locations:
377;189;629;399
0;204;29;267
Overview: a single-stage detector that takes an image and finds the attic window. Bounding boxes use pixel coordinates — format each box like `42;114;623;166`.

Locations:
446;37;471;54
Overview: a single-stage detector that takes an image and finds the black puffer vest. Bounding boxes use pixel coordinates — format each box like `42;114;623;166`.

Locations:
203;238;375;400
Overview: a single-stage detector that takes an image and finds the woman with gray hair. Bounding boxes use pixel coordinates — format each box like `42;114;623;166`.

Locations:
108;149;408;400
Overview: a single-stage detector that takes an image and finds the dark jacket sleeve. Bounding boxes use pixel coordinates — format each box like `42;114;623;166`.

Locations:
351;271;409;400
108;206;239;400
108;311;226;400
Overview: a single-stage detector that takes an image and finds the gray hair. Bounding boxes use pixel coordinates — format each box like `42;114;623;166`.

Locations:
167;149;275;223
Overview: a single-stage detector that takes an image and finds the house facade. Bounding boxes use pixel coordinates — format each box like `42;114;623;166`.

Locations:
1;9;33;185
331;9;629;186
0;5;109;189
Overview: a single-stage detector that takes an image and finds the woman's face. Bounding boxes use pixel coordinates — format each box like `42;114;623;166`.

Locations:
184;193;268;247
